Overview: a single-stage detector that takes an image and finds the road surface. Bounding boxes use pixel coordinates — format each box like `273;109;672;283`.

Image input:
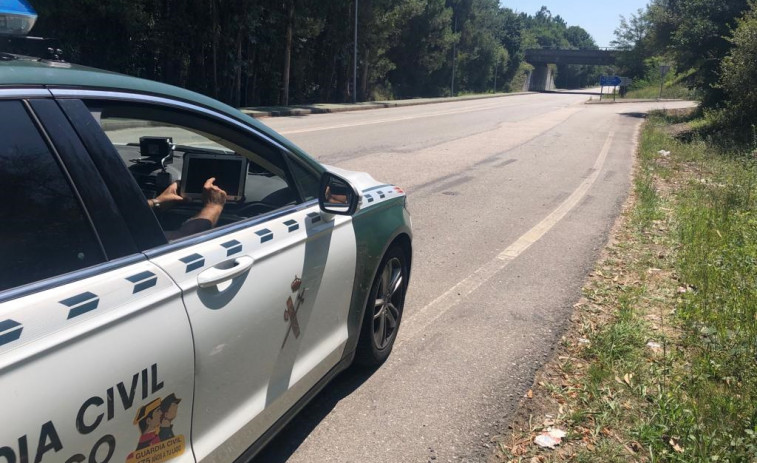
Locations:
253;91;694;462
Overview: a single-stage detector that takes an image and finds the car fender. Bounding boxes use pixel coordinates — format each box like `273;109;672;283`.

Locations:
342;197;412;360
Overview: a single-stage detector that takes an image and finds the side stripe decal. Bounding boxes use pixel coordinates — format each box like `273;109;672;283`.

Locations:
221;239;243;256
284;219;299;232
361;184;404;207
0;319;22;347
307;212;321;224
180;253;205;273
255;229;273;243
126;271;158;294
60;292;100;319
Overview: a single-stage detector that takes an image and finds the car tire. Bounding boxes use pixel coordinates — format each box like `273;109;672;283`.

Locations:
355;245;408;367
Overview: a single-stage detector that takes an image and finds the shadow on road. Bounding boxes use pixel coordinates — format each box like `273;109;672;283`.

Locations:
541;90;602;96
250;366;377;462
619;112;648;119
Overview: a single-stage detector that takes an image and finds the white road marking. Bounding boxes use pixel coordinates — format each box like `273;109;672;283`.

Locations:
398;130;615;344
278;99;532;135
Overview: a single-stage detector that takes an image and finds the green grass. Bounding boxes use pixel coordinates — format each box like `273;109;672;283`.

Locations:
496;109;757;462
624;112;757;461
624;83;697;100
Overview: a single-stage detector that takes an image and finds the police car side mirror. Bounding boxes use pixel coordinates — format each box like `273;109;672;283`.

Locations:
318;172;359;216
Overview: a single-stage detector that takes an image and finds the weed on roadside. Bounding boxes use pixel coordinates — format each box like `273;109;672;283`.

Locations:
493;110;757;462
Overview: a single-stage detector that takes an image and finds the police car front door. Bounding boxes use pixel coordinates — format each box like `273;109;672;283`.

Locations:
147;204;357;463
70;94;358;462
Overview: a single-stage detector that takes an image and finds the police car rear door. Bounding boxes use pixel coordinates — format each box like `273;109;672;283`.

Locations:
0;95;196;463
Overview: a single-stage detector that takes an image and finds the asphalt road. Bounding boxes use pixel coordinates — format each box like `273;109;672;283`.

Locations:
253;91;695;462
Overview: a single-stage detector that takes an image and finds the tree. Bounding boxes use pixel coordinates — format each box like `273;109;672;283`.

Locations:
452;0;508;93
611;8;651;78
647;0;750;106
720;2;757;127
29;0;600;103
386;0;455;97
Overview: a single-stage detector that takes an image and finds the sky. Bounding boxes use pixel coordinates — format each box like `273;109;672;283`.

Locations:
500;0;651;48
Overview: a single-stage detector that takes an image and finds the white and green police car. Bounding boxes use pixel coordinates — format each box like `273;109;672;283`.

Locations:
0;4;412;462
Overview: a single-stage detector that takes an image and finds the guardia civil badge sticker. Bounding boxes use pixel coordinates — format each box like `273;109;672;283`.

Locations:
282;275;305;348
126;393;185;463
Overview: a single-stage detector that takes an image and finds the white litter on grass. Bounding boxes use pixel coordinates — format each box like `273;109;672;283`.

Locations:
577;337;590;345
647;341;662;349
658;149;671;157
534;434;560;449
534;428;567;449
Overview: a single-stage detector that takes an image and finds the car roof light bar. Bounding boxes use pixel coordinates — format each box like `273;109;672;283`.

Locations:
0;0;38;35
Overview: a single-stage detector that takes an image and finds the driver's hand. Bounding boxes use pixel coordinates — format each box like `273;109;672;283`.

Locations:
203;177;227;206
155;181;185;206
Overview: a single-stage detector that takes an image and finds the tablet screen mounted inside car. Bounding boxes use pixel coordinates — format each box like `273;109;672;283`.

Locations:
180;153;247;202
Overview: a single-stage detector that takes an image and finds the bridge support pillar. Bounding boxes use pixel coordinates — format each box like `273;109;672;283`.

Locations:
529;64;554;92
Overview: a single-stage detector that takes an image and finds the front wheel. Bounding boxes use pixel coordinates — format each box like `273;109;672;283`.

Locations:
354;246;408;367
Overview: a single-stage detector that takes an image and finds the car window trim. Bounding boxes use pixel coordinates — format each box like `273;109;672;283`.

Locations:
0;88;52;99
20;99;109;261
55;88;326;190
28;98;140;259
49;89;299;157
278;147;306;204
143;199;318;259
55;98;168;251
0;253;147;304
50;89;324;254
280;146;321;203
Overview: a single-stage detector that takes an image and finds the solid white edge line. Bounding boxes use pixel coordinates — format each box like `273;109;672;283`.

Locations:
398;130;615;345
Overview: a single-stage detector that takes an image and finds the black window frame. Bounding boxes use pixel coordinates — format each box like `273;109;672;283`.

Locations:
56;98;168;251
0;96;131;301
29;98;140;258
59;93;321;251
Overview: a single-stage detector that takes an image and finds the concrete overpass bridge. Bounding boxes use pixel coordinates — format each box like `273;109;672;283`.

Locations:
524;49;618;91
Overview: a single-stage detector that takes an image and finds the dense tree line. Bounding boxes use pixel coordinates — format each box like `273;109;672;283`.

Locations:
31;1;596;107
612;0;757;132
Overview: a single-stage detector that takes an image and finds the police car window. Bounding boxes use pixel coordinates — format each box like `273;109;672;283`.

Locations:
86;101;302;241
288;157;320;201
0;100;105;292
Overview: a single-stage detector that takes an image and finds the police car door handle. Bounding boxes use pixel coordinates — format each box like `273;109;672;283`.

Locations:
197;256;254;288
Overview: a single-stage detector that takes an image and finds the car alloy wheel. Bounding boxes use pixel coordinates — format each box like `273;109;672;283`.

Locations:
355;245;408;367
372;256;403;349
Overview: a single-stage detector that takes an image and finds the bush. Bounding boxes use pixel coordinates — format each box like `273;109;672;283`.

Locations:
721;2;757;129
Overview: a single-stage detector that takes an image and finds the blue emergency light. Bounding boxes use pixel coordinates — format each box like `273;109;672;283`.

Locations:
0;0;37;35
